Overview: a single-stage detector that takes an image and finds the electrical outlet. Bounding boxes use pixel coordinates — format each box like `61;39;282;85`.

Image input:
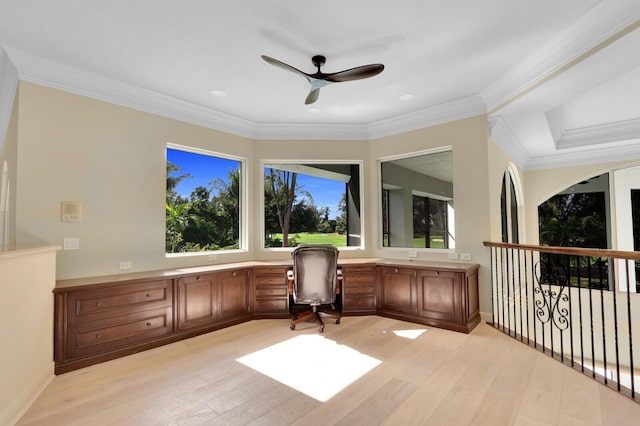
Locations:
408;251;418;259
208;253;217;261
448;252;459;260
63;237;80;250
460;253;472;261
118;261;132;270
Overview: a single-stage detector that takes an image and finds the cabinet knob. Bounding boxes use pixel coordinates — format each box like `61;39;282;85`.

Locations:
95;333;101;340
95;301;102;307
196;276;200;280
232;271;237;276
146;293;151;297
146;322;152;327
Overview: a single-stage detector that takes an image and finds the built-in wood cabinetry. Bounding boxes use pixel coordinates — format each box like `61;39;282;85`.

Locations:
377;263;479;333
176;269;250;331
55;268;252;374
54;259;479;373
252;266;290;318
54;278;174;373
341;265;376;314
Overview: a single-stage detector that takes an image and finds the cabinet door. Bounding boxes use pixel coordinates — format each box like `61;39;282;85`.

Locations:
219;269;250;319
417;270;462;322
379;267;417;314
177;274;219;330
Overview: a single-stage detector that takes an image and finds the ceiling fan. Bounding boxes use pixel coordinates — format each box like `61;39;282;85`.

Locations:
261;54;384;104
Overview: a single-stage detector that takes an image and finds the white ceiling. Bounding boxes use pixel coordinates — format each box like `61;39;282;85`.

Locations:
1;0;639;169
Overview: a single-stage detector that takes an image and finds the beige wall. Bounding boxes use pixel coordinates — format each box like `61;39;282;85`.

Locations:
0;247;57;426
17;83;254;278
0;89;18;247
15;82;507;314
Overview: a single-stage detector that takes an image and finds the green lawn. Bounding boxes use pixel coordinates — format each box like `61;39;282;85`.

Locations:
413;237;445;248
270;232;347;247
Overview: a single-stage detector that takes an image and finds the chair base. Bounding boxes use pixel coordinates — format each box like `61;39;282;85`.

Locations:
290;306;341;333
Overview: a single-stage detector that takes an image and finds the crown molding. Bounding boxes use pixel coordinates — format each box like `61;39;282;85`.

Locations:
546;106;640;149
0;48;18;154
253;122;369;140
482;0;640;113
5;47;489;142
525;139;640;170
367;95;487;140
487;116;530;169
5;48;257;139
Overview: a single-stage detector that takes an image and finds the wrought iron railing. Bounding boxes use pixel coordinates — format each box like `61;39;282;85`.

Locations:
484;241;640;403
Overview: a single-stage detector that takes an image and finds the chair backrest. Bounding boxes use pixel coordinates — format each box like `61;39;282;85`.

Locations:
291;245;339;305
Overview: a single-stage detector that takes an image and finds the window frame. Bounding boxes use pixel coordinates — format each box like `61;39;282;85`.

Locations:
260;159;365;252
165;143;248;257
378;146;455;252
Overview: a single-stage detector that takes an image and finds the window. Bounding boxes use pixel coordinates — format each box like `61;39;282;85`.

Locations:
412;195;449;248
500;170;520;244
380;148;454;249
166;145;243;254
263;162;362;248
537;173;610;290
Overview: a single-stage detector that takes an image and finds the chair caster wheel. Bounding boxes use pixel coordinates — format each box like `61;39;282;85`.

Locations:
290;324;295;330
336;319;340;324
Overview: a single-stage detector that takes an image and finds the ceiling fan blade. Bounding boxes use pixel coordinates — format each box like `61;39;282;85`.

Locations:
305;88;320;104
325;63;384;83
261;55;309;79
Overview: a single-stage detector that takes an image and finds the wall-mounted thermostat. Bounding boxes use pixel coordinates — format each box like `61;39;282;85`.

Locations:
61;201;82;222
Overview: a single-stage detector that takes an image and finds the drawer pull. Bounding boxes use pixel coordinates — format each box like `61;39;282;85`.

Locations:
232;271;237;276
95;301;102;307
95;333;102;340
146;293;151;297
146;322;152;327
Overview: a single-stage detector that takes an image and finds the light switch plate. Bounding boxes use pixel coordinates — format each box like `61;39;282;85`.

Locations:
119;261;132;270
63;237;80;250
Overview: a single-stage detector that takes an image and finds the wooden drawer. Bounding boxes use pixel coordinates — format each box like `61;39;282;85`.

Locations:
255;275;287;285
254;299;288;313
255;286;288;297
254;267;289;275
342;265;375;273
344;285;375;296
344;296;375;310
69;280;173;324
67;307;173;358
344;275;375;285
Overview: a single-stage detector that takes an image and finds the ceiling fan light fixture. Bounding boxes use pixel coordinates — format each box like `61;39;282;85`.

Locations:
210;89;227;97
261;54;384;104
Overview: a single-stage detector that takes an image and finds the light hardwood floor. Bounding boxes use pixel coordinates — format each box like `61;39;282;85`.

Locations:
18;316;640;425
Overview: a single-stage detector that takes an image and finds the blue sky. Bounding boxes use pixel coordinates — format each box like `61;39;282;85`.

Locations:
167;148;344;219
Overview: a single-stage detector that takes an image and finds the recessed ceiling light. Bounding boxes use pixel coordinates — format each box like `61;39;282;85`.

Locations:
400;94;414;101
308;108;320;113
210;89;226;97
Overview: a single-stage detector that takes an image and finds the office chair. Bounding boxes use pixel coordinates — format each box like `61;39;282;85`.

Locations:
287;244;342;333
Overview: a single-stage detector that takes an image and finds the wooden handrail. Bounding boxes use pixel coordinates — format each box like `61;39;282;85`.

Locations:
483;241;640;261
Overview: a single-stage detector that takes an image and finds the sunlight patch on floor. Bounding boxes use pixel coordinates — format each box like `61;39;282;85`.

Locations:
236;334;382;402
392;328;428;339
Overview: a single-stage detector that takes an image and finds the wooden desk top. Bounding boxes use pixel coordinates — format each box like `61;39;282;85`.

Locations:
55;257;479;290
